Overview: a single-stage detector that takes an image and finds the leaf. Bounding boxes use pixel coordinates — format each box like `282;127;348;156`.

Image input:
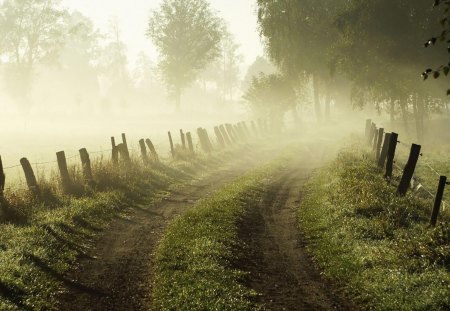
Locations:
422;72;429;80
444;67;450;76
447;89;450;96
433;71;440;79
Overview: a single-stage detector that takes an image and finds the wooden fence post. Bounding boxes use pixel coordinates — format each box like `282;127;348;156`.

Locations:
197;128;210;153
214;126;225;148
385;132;399;179
365;119;372;141
219;125;232;145
20;158;38;192
111;137;119;165
180;129;186;149
186;132;195;154
375;128;384;161
139;139;149;164
79;148;93;184
397;144;421;196
0;156;4;197
145;139;159;162
378;133;391;168
121;133;131;162
430;176;448;227
56;151;72;193
225;124;236;142
168;131;175;158
372;126;378;152
203;128;214;151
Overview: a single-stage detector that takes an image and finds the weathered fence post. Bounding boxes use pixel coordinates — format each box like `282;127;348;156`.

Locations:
372;126;378;152
145;139;159;162
225;124;236;142
375;128;384;161
139;139;149;164
203;128;214;151
219;125;232;145
385;132;399;179
365;119;372;142
79;148;93;185
168;131;175;158
111;137;119;165
397;144;421;196
214;126;225;148
121;133;131;162
378;132;391;168
186;132;195;154
197;128;210;153
0;156;5;197
56;151;72;193
430;176;448;227
180;129;186;149
20;158;38;192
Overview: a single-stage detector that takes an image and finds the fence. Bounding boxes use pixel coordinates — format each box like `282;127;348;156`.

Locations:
0;119;267;198
365;119;449;227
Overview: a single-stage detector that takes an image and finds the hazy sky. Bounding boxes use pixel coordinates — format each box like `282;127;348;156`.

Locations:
63;0;265;69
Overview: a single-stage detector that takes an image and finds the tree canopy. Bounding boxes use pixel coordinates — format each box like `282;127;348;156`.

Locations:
147;0;224;110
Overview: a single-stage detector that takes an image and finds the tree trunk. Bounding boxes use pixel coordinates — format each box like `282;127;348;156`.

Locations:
175;87;181;112
313;73;322;122
412;94;424;143
325;88;331;121
399;98;409;133
390;99;395;124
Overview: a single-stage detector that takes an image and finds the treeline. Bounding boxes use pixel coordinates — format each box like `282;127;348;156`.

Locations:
0;0;244;113
250;0;449;141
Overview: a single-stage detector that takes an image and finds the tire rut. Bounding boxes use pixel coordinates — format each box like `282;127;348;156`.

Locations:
239;163;358;311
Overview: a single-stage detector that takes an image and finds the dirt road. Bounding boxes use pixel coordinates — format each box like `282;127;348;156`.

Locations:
238;146;358;311
55;145;282;311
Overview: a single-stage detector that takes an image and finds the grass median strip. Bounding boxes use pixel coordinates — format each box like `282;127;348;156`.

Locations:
152;163;283;311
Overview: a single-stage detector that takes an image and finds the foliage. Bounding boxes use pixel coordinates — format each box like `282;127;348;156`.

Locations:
298;149;450;310
422;0;450;95
243;73;296;129
147;0;224;109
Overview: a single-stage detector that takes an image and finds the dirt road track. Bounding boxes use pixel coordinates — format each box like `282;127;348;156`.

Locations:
55;145;280;311
238;153;358;311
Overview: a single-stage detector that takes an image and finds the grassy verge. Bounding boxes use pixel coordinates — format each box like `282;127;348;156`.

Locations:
152;158;289;311
0;150;234;310
299;147;450;311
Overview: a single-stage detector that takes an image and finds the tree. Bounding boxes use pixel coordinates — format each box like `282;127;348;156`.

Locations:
256;0;345;121
243;73;296;131
422;0;450;95
147;0;224;111
0;0;67;109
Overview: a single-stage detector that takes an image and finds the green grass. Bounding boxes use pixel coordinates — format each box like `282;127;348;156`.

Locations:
298;147;450;311
0;150;236;310
152;159;288;311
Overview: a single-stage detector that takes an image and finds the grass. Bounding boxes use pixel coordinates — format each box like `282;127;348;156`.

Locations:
152;158;289;311
0;149;236;310
298;146;450;311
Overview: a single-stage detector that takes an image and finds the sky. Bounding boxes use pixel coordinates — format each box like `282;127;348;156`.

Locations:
63;0;265;69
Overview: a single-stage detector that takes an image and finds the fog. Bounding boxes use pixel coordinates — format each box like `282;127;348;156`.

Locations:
0;0;449;186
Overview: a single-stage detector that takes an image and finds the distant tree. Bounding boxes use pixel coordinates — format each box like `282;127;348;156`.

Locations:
242;56;277;91
0;0;67;109
243;73;296;130
98;17;131;109
147;0;224;111
200;30;242;101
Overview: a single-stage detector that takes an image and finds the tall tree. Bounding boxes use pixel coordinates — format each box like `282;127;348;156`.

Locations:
256;0;345;121
0;0;67;109
147;0;224;111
